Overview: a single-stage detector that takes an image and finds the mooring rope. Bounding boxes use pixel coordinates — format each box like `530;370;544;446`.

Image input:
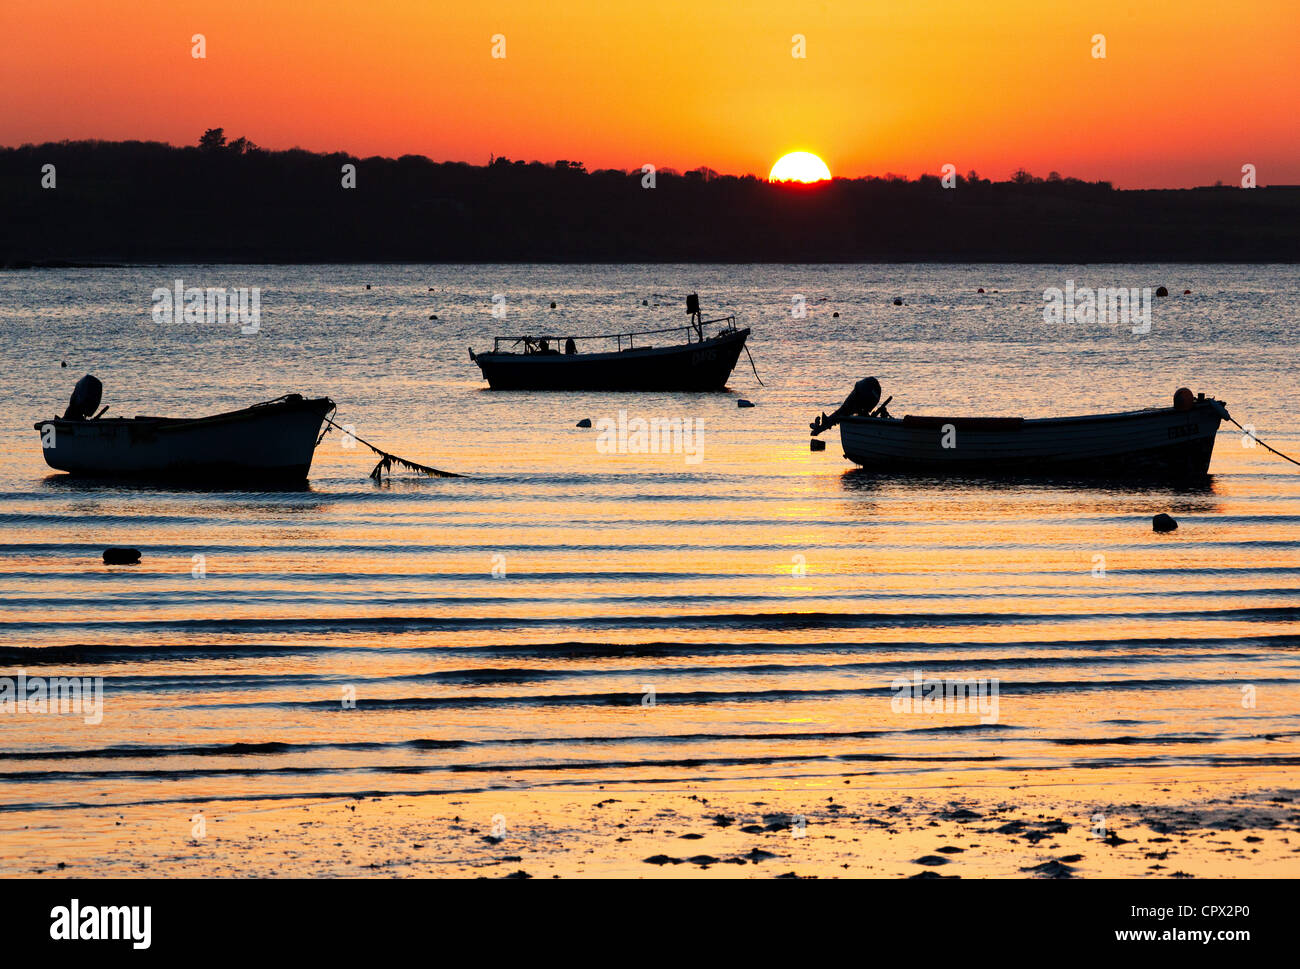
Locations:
1223;414;1300;468
322;416;464;479
743;343;765;387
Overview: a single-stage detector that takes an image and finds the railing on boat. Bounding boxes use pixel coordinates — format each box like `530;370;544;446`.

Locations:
490;315;739;354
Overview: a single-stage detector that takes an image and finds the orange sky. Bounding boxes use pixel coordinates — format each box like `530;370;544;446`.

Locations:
1;1;1296;188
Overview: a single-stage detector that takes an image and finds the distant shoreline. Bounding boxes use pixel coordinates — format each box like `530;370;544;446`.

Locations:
5;138;1298;264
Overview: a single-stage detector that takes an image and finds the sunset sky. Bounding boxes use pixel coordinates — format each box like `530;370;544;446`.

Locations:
1;0;1296;188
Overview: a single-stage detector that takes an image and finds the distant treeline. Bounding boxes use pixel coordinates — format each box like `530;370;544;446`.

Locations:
2;131;1297;264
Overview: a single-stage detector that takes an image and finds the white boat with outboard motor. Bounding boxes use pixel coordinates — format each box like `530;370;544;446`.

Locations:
810;378;1228;480
35;375;335;482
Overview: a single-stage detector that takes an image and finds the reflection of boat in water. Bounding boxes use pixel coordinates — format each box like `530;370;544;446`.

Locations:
469;293;750;391
812;379;1226;480
35;376;335;483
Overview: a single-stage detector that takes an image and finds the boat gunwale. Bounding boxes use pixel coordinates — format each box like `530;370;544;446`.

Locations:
838;399;1227;432
32;395;336;432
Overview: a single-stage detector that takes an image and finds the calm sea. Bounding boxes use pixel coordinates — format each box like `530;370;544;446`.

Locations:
0;264;1297;829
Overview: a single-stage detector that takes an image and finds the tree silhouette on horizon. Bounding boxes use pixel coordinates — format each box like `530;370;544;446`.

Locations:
0;133;1295;264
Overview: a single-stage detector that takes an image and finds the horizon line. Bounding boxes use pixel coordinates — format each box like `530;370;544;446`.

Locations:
3;134;1287;192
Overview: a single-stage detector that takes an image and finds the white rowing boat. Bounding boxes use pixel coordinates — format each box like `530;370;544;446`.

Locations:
812;381;1227;479
35;383;335;483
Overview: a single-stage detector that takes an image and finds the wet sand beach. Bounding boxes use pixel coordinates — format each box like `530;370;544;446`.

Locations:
5;769;1297;878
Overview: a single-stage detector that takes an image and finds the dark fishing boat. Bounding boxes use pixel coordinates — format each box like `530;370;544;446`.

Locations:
469;294;751;391
811;379;1227;480
35;376;335;483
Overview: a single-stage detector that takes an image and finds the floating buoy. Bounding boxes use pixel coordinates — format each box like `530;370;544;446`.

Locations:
832;311;839;318
550;301;557;309
738;399;755;408
1155;285;1169;297
642;299;648;306
977;288;985;294
365;284;371;290
810;438;826;451
893;298;903;306
429;314;438;320
576;418;592;428
103;547;141;565
61;361;67;367
1152;513;1178;533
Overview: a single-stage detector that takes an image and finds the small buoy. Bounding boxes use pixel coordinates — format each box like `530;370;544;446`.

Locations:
893;298;903;306
977;287;985;294
365;284;371;290
1155;285;1169;297
1183;289;1191;295
642;299;648;306
1152;513;1178;533
103;547;141;565
737;399;755;408
429;314;438;320
810;438;826;451
61;361;67;367
428;287;435;291
576;418;592;428
550;301;557;309
832;311;839;318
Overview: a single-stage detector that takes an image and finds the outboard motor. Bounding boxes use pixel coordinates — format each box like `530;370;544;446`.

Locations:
811;376;884;435
62;374;103;420
839;376;882;418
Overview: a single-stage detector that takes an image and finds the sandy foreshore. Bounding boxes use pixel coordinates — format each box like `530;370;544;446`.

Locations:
4;766;1297;878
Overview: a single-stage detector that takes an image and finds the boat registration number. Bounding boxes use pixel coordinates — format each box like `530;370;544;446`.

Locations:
691;349;717;366
1167;423;1199;440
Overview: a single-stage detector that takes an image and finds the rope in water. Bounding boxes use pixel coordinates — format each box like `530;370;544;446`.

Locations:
1223;414;1300;468
743;343;765;387
321;416;463;479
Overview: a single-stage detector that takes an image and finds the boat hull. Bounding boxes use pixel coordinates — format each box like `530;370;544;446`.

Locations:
474;328;750;391
836;401;1224;480
35;396;335;483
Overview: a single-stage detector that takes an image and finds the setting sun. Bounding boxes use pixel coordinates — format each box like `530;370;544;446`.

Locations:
769;151;832;183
